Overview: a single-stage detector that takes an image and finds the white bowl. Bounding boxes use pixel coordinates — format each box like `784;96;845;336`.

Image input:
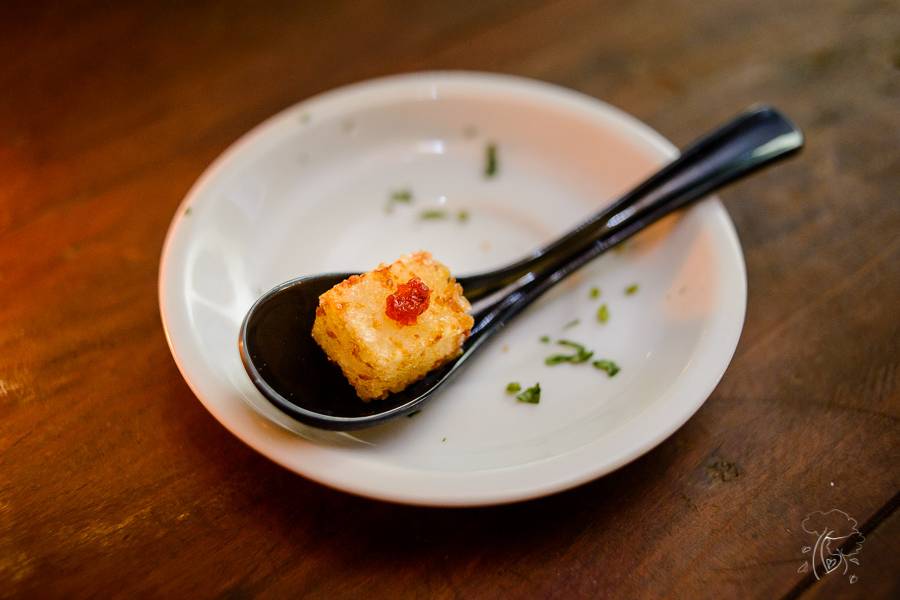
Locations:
159;72;746;506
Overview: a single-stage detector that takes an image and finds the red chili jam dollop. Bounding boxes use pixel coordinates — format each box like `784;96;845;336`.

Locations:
385;277;431;325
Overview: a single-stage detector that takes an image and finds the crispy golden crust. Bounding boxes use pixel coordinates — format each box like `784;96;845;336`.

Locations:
311;251;474;400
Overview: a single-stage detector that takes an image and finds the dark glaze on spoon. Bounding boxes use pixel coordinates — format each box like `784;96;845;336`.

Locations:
240;106;803;430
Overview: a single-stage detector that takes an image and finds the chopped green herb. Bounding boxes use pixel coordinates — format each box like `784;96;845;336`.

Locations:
457;209;470;223
442;437;447;442
390;189;413;203
539;335;551;344
596;303;610;324
557;340;593;363
407;409;421;418
484;142;499;178
625;284;639;295
419;209;448;220
506;382;522;394
516;383;541;404
557;339;584;350
299;112;311;123
563;318;580;329
545;340;593;365
545;354;573;365
592;359;621;377
589;287;601;299
385;188;414;213
183;206;193;216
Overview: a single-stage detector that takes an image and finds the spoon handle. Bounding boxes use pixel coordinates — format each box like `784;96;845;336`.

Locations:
459;105;803;302
465;105;803;339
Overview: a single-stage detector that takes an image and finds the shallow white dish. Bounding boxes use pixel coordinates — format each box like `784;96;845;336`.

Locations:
159;72;746;506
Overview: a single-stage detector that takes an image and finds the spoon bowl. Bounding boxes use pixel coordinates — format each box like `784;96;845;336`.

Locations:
240;272;447;428
239;105;803;430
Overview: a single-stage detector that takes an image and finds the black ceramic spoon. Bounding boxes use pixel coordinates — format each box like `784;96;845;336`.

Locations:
240;105;803;430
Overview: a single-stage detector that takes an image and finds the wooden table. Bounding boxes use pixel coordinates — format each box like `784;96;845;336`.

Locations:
2;1;897;597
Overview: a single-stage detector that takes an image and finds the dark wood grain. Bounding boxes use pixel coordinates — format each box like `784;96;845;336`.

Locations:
1;0;897;598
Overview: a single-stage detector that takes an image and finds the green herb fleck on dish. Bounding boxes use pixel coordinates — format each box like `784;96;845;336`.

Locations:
391;189;413;203
563;318;580;329
184;206;193;216
407;409;421;418
545;340;593;365
506;382;522;394
544;354;571;365
385;188;414;213
516;383;541;404
419;209;448;220
484;142;499;178
589;286;601;299
539;335;551;344
625;284;639;295
557;340;593;363
457;209;470;223
596;303;609;324
442;437;447;442
592;359;621;377
299;112;311;124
